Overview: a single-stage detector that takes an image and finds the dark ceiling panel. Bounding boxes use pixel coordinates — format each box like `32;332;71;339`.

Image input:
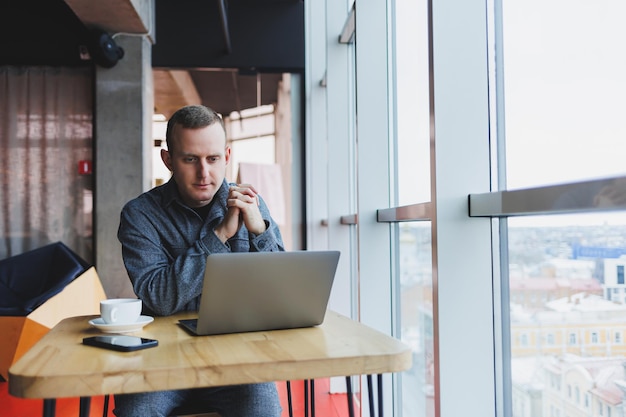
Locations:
0;0;90;66
152;0;304;72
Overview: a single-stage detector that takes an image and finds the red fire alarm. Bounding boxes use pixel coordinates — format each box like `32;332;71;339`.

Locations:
78;160;92;175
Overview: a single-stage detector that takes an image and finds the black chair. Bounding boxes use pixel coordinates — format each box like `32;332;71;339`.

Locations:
0;241;92;416
0;241;90;316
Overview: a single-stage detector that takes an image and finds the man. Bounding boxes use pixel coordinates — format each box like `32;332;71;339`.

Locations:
116;105;284;417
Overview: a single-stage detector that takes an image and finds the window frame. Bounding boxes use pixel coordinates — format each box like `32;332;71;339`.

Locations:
306;0;626;416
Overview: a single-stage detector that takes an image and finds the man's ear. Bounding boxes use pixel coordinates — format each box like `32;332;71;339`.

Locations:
224;146;232;166
161;149;173;171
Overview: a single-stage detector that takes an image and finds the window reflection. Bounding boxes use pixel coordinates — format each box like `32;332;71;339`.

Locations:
508;214;626;417
399;222;434;417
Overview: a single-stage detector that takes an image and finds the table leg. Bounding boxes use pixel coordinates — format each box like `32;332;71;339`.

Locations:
310;380;315;417
304;380;308;417
365;374;385;417
79;397;91;417
367;375;375;417
286;381;294;417
377;374;383;417
103;394;111;417
43;399;56;417
345;376;355;417
302;380;316;417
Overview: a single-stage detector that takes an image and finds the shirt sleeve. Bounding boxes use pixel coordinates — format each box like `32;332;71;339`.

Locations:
248;195;285;252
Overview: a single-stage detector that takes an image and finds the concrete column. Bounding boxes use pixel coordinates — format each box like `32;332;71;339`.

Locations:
275;74;295;250
94;34;153;298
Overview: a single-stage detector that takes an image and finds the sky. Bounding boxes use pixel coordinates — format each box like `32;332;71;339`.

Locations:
394;0;626;226
503;0;626;226
503;0;626;189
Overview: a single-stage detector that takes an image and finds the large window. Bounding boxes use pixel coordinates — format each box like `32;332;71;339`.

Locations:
393;0;433;416
502;0;626;189
308;0;626;416
500;2;626;416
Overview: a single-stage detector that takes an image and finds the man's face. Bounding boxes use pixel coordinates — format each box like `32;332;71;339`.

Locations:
161;123;230;208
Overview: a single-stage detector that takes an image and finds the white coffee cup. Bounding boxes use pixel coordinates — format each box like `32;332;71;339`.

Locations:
100;298;142;324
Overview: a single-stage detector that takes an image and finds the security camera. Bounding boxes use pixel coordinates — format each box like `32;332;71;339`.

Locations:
88;29;125;68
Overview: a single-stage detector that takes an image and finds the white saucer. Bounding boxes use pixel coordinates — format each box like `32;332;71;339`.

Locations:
88;315;154;333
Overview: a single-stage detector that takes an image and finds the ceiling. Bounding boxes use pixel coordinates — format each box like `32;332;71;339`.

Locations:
0;0;304;118
152;69;284;117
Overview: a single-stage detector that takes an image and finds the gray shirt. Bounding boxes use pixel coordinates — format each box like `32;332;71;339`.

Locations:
117;178;284;316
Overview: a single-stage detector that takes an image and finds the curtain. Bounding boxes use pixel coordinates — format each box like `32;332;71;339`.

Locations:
0;66;93;263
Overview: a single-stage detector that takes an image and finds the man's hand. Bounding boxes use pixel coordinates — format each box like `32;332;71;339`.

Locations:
214;184;267;243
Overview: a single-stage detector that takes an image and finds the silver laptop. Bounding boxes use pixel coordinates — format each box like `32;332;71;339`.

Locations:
179;250;340;335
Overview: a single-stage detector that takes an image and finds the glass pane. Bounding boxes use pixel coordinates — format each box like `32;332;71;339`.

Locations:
502;0;626;189
229;136;276;182
500;3;626;415
394;1;434;415
399;222;434;417
223;107;276;182
394;0;431;205
228;105;275;140
508;212;626;417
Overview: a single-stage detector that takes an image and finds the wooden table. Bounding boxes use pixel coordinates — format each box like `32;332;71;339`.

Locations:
9;310;412;416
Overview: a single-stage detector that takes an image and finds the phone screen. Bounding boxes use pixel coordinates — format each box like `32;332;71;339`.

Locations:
83;335;158;352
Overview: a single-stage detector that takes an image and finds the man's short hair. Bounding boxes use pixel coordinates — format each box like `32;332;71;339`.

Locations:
165;105;225;152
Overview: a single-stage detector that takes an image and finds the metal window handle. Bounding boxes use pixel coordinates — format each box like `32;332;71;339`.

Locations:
340;214;357;225
319;215;357;227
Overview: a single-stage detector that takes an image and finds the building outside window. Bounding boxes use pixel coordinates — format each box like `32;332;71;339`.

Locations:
591;332;599;344
500;1;626;416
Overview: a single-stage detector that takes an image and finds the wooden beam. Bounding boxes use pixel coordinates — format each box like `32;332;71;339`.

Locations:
64;0;153;40
153;70;202;119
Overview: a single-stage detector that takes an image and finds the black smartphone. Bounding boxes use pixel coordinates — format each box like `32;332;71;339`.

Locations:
83;335;158;352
